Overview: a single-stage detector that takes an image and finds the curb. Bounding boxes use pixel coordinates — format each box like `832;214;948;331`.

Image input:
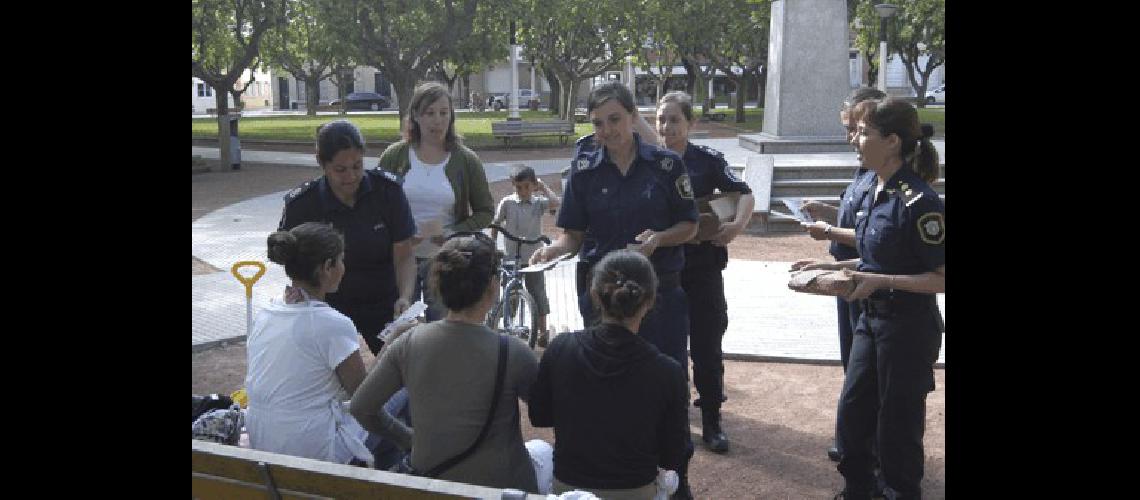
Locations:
190;339;944;368
193;336;247;353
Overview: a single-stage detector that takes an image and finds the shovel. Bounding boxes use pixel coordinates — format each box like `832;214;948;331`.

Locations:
230;261;267;339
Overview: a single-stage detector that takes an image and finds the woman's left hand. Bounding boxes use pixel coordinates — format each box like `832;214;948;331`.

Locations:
626;229;659;257
711;222;743;247
842;270;884;301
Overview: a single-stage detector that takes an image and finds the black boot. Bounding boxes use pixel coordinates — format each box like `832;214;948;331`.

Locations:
701;407;730;453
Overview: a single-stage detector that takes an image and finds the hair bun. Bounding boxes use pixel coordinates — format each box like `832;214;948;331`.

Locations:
920;123;935;139
266;231;298;265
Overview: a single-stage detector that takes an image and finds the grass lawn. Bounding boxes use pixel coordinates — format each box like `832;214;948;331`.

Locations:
705;106;944;137
191;107;944;146
192;111;594;148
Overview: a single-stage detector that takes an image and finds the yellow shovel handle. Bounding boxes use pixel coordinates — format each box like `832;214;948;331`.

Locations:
231;261;267;298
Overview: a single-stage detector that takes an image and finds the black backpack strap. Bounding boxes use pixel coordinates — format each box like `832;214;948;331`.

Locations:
423;334;510;478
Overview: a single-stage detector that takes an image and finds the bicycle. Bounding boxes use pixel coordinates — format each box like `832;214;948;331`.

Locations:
485;223;551;349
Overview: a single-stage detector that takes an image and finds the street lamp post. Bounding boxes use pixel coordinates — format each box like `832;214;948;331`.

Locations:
509;20;520;120
874;3;898;93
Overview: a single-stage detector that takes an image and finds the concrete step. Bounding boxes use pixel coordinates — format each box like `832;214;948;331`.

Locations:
773;163;947;181
771;178;946;198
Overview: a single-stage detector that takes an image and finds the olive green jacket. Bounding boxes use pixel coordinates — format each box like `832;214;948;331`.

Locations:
376;140;494;233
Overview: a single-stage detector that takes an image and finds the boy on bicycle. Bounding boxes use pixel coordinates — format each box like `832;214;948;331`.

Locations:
491;165;560;346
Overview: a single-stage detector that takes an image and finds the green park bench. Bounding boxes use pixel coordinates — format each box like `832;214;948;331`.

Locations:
491;120;575;148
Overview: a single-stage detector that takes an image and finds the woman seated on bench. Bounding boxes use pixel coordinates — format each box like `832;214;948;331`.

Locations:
244;222;374;465
350;234;540;492
528;250;691;499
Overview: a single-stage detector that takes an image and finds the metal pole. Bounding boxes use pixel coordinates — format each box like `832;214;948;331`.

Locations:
509;20;520;120
877;15;889;92
708;76;715;109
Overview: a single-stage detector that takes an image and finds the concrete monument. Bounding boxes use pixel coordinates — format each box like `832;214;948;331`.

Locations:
740;0;852;154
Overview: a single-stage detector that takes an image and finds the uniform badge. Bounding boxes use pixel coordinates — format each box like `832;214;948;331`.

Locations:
576;158;589;171
675;174;694;200
660;157;674;172
917;213;945;244
724;164;742;183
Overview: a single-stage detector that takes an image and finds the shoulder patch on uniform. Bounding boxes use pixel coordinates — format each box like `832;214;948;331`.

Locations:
284;178;319;202
696;144;725;159
369;168;401;184
917;212;944;244
575;134;596;147
573;156;596;172
675;173;694;200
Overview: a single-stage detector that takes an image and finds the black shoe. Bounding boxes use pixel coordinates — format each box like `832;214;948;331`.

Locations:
828;444;841;462
833;488;873;500
700;408;730;453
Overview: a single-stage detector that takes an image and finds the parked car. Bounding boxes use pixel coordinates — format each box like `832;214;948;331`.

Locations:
924;84;945;104
492;89;540;110
331;92;390;111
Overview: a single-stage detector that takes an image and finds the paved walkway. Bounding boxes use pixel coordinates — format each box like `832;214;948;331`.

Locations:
193;142;945;366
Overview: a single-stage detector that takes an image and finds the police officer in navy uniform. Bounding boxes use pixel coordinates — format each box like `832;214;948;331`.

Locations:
531;82;699;500
793;99;944;500
278;120;418;356
656;91;755;454
801;87;887;462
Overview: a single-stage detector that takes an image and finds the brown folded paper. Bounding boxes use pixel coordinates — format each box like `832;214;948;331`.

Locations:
788;270;856;297
691;193;741;242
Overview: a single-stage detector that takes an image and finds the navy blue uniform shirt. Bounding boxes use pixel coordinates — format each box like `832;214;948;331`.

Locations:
831;168;877;261
683;142;752;199
558;133;699;275
278;169;417;308
855;168;944;277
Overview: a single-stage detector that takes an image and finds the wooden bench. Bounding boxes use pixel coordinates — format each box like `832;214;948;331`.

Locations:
491;120;575;148
699;112;727;122
193;439;546;499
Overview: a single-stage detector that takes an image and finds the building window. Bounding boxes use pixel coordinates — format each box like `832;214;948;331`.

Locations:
197;83;213;97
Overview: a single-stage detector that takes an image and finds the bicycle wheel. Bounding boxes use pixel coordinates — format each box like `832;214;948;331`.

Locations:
488;285;539;349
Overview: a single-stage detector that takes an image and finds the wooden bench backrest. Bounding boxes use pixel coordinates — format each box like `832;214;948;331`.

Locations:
193;440;545;500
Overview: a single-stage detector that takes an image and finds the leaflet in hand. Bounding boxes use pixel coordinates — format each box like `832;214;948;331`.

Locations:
781;197;813;223
378;300;427;342
518;253;572;273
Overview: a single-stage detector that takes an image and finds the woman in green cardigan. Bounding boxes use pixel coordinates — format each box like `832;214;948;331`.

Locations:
377;81;494;321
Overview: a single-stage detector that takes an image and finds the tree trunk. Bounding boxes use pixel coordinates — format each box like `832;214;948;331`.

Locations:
229;90;243;112
305;77;320;117
656;78;664;106
336;72;347;115
756;69;766;108
864;53;878;89
461;73;471;108
392;71;419;130
735;75;747;123
558;75;578;122
681;57;698;96
543;65;561;116
214;88;232;171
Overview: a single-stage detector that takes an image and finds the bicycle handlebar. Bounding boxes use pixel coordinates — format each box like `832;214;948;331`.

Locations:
489;224;551;246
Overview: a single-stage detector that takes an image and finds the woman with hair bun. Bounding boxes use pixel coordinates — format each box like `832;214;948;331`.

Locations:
244;222;375;466
529;250;690;500
350;234;539;492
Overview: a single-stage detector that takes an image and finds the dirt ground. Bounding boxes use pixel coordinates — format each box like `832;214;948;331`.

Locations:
192;144;945;499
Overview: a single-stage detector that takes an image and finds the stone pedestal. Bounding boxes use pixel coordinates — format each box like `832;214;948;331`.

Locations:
739;0;851;154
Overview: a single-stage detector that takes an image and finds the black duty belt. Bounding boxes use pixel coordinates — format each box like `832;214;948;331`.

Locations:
860;292;936;317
